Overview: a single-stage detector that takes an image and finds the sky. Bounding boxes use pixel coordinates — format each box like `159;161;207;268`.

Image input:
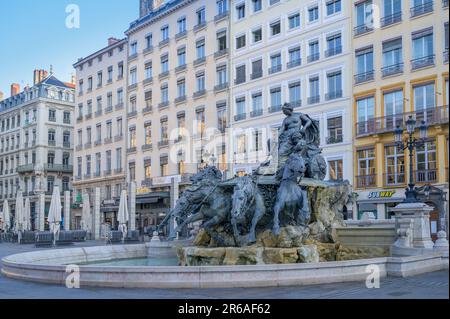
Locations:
0;0;137;97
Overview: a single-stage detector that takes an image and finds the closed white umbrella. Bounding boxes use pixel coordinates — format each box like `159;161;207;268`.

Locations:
117;190;129;241
14;191;24;240
48;186;62;244
24;198;31;231
81;193;92;235
2;200;11;232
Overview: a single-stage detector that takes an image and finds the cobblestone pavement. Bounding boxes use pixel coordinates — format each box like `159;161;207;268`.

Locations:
0;242;448;299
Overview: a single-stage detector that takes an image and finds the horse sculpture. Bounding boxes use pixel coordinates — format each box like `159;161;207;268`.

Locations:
273;153;310;235
230;175;268;246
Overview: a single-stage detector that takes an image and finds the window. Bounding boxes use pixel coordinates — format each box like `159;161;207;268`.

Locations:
130;68;137;85
235;64;246;84
196;7;206;25
383;89;404;130
78;80;83;94
145;90;152;108
86;127;92;144
289;81;301;106
253;0;262;12
129;127;136;148
118;62;124;79
161;84;169;103
144;159;152;179
382;0;401;25
236;3;245;19
161;26;169;41
145;61;153;79
160;156;168;176
217;65;227;85
130;42;137;56
327;116;343;143
106;121;112;139
413;82;435;123
87;77;93;91
95;153;101;176
236;34;246;49
160;119;168;142
62;177;69;192
308;40;320;62
177;47;186;66
77;130;82;146
86;155;91;176
309;77;320;103
161;54;169;73
196;39;206;59
270;87;282;111
178;17;186;34
145;33;153;49
355;46;374;82
328;159;343;180
47;176;54;193
326;0;341;15
270;53;282;73
252;28;262;43
196;72;205;92
48;109;56;122
252;129;263;152
106;151;112;172
117;89;124;104
129;162;135;181
236;96;246;116
326;71;342;100
117;118;123;137
217;0;228;15
96;97;102;113
130;96;137;113
47;152;55;165
97;71;103;87
357;148;375;184
177;114;185;139
252;92;263;113
415;141;437;182
385;145;404;185
412;28;434;69
382;38;403;76
270;20;281;36
196;109;205;136
308;6;319;22
288;46;301;68
116;148;122;170
96;124;102;142
217;105;227;132
48;129;55;143
217;31;227;51
356;96;375;134
177;78;186;98
177;152;185;175
355;1;373;34
237;135;246;154
251;59;263;79
326;33;342;57
289;13;300;29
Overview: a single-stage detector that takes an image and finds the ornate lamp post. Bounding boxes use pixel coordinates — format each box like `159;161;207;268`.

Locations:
394;116;428;203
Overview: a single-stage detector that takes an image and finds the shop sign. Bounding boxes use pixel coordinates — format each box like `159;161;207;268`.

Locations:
137;187;151;194
368;190;396;199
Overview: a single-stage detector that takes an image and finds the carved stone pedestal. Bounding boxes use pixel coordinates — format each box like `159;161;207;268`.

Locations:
434;230;449;253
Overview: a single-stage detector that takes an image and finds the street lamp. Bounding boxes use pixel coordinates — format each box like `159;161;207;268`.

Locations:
395;116;428;203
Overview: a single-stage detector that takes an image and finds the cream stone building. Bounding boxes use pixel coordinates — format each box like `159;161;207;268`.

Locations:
351;0;448;234
124;0;231;233
0;73;75;231
229;0;354;204
73;38;128;230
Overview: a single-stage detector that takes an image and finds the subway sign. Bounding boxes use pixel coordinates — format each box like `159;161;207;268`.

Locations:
368;191;396;199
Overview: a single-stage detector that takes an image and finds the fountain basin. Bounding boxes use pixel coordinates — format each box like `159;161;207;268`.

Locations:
1;244;447;288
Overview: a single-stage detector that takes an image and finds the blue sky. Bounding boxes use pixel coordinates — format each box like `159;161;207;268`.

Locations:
0;0;137;97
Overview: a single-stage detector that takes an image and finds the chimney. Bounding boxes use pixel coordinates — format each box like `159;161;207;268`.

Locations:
0;91;3;101
108;37;120;46
10;83;20;97
140;0;154;18
33;69;48;85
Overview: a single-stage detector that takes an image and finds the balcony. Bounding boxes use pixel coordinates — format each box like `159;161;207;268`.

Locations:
384;173;405;186
234;113;246;121
127;110;137;118
175;31;187;40
48;117;56;122
308;96;320;105
158;140;169;148
326;135;343;144
104;137;112;144
142;144;153;151
158;101;169;109
128;53;138;62
76;116;83;123
84;142;92;149
114;168;123;174
269;105;282;113
94;171;101;178
194;57;206;66
289;100;302;108
356;174;377;188
84;173;91;179
214;49;229;59
142;106;153;114
159;38;170;48
193;22;206;32
63;118;71;124
76;145;83;151
269;65;282;75
105;106;113;113
104;170;112;177
381;63;404;77
234;77;246;85
325;90;343;101
214;11;229;22
159;71;170;80
114;135;123;142
175;64;187;73
214;82;229;92
307;53;320;63
95;110;103;117
17;164;34;173
444;0;449;7
444;50;449;63
410;1;433;18
287;59;302;69
193;90;206;98
45;164;73;173
143;46;154;54
127;147;137;154
414;169;437;183
354;70;374;84
142;178;153;187
128;83;138;91
63;141;71;148
411;55;435;70
325;46;342;58
251;71;263;80
94;140;102;146
380;12;402;27
143;77;153;85
250;109;263;118
354;24;373;36
175;95;187;104
355;105;449;137
48;140;56;146
115;103;124;111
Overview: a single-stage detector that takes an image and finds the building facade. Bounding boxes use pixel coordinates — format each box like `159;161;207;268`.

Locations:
72;38;128;230
124;0;231;234
352;0;449;235
0;74;75;231
229;0;354;209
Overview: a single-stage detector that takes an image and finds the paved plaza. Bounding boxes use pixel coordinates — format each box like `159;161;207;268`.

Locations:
0;242;448;299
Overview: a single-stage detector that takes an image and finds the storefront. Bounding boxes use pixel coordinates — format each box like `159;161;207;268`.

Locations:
135;191;170;235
